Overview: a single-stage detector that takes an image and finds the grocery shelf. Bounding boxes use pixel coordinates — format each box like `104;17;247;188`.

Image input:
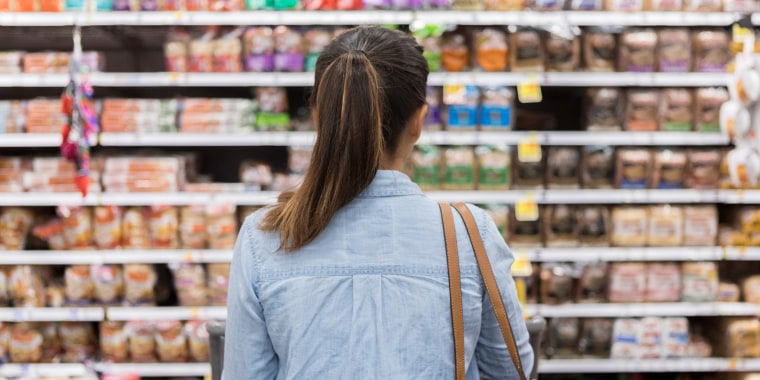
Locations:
530;302;759;318
106;306;227;321
0;249;232;265
0;307;105;322
0;191;280;206
0;11;741;27
0;133;60;147
94;363;210;378
539;358;760;373
0;364;91;378
99;132;317;146
529;247;723;262
0;72;730;88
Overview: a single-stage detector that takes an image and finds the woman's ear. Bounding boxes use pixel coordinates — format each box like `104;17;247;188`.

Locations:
409;104;428;142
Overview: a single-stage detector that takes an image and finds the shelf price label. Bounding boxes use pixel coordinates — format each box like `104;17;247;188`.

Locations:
518;133;541;163
515;193;539;222
512;250;533;277
517;74;542;104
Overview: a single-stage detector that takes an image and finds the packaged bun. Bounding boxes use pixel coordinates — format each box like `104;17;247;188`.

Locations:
611;207;648;246
652;149;687;189
10;323;42;363
625;89;660;131
616;148;653;189
124;264;157;306
683;206;718;246
476;146;510;190
510;29;544;72
540;263;575;304
186;320;210;362
584;30;617;72
545;32;580;72
608;262;647;302
125;321;156;363
645;263;682;302
586;88;623;131
155;320;187;362
442;147;476;190
582;146;615;188
475;28;508;72
619;29;657;72
686;149;721;189
577;206;610;247
693;30;730;73
543;205;579;248
64;265;94;306
94;206;123;249
657;29;690;72
173;264;207;307
100;321;128;363
441;31;469;72
92;264;124;305
681;262;718;302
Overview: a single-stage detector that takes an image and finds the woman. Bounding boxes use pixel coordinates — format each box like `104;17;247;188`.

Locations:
224;25;533;380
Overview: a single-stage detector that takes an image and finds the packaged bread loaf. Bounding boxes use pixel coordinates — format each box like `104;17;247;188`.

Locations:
547;147;581;189
180;205;207;249
579;319;614;357
441;30;469;72
57;206;94;249
39;322;60;362
619;29;657;72
695;87;729;132
186;320;210;362
207;263;230;306
718;282;741;302
92;264;124;305
625;89;660;131
693;30;730;72
0;207;34;250
207;204;237;250
586;88;623;131
610;319;640;358
10;265;45;307
100;321;128;363
94;206;123;250
10;323;42;363
570;0;603;7
413;145;441;190
647;205;683;246
577;206;610;246
608;263;647;302
240;161;273;191
582;146;615;188
509;209;543;248
442;147;476;190
652;149;687;189
479;86;514;130
723;319;760;358
173;263;207;307
122;207;150;249
46;281;65;308
540;263;575;304
59;322;96;363
475;28;508;72
605;0;643;10
660;89;694;132
637;317;665;359
545;32;580;72
742;275;760;304
645;263;682;302
512;150;545;189
616;149;653;189
155;320;187;362
681;262;718;302
510;29;544;72
546;318;580;358
64;265;94;306
543;206;579;248
124;264;157;306
611;207;648;246
646;0;683;10
0;322;9;363
683;206;718;246
476;146;510;190
657;29;690;71
683;0;721;9
687;334;712;358
686;149;721;189
148;206;179;249
125;321;156;363
576;263;608;302
584;29;617;72
424;87;443;130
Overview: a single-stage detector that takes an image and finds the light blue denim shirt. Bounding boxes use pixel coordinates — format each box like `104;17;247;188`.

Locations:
223;170;534;380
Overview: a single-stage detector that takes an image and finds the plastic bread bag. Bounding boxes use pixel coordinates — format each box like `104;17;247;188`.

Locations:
647;205;684;247
124;264;157;306
0;322;9;363
155;320;188;363
611;207;648;247
213;28;244;73
509;28;544;72
512;148;545;190
659;89;694;132
189;27;217;73
652;149;687;189
304;28;332;71
172;263;207;307
645;0;682;10
288;146;312;175
657;29;691;72
543;205;579;248
64;265;95;306
442;147;476;191
424;87;443;130
608;262;647;302
584;28;617;72
443;85;479;130
164;28;190;73
125;320;157;363
100;321;128;363
91;264;124;305
185;320;210;362
0;207;34;250
475;28;508;72
475;145;511;190
618;29;657;72
695;88;728;133
240;161;274;191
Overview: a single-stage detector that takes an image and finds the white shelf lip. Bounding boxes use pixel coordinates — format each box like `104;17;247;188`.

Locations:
0;364;91;377
539;358;759;374
0;11;741;26
94;362;210;377
0;72;729;88
0;250;232;265
530;247;723;262
99;132;317;146
106;306;227;321
0;133;60;147
0;307;105;322
531;302;759;318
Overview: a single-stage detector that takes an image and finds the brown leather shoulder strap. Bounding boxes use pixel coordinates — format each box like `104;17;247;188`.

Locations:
452;202;527;380
439;202;466;380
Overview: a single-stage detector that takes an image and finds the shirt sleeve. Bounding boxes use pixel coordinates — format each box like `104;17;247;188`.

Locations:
473;208;535;380
222;216;278;380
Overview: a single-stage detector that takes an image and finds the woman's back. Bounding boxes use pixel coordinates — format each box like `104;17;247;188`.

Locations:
223;170;534;380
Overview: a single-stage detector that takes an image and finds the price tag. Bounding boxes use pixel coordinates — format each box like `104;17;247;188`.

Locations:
183;251;195;263
727;358;739;371
515;193;539;222
517;74;542;104
517;133;541;163
168;72;181;86
512;251;533;277
189;308;201;319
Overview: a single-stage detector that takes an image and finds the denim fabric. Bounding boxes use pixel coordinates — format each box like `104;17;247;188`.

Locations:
223;170;534;380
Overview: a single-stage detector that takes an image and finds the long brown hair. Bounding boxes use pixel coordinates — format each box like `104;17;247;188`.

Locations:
260;26;429;252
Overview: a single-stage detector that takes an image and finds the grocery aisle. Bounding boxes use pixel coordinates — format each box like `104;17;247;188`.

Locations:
1;0;760;379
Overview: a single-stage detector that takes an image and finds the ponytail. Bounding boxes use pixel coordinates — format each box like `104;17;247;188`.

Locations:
260;50;384;252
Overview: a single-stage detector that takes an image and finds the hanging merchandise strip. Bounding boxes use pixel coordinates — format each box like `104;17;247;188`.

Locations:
59;25;99;197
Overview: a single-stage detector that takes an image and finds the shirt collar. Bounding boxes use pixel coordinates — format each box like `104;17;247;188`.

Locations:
358;170;424;198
